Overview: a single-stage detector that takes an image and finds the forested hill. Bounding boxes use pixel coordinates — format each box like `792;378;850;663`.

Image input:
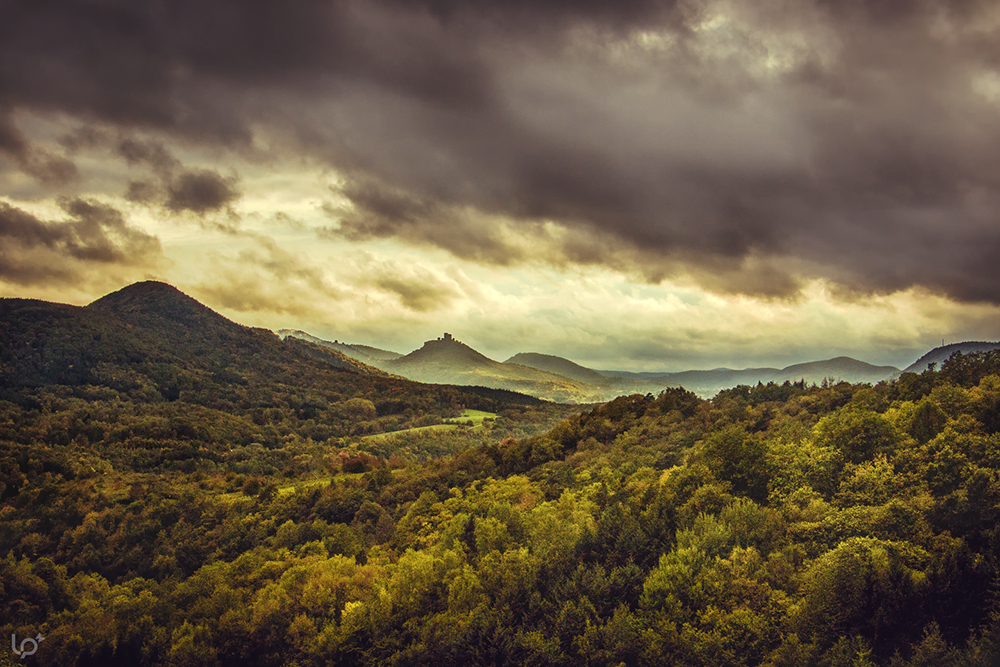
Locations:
5;304;1000;666
905;341;1000;374
2;281;311;389
277;329;403;363
0;281;542;431
504;352;610;385
282;337;392;376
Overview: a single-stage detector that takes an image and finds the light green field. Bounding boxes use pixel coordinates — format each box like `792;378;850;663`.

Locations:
217;410;499;501
361;408;497;441
276;477;335;496
218;472;375;502
444;408;496;425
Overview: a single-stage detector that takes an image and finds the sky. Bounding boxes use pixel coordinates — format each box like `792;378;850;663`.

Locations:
2;0;1000;371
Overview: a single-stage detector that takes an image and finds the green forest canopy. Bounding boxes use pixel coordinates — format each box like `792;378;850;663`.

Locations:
5;339;1000;665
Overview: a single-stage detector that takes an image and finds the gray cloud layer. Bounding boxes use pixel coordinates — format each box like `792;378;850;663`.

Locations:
0;198;162;285
2;0;999;300
113;137;241;215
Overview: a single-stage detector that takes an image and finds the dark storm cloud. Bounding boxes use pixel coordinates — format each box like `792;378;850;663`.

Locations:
125;180;160;205
330;179;447;241
165;169;239;214
5;0;1000;301
111;138;240;214
393;0;668;20
322;179;537;265
117;138;181;177
0;110;77;185
0;198;161;285
0;0;499;137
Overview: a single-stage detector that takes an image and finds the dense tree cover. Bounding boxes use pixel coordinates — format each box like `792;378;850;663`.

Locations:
5;286;1000;666
0;284;559;479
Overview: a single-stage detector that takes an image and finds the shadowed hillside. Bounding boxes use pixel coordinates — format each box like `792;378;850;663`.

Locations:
904;341;1000;373
0;282;546;433
277;329;403;363
282;337;392;376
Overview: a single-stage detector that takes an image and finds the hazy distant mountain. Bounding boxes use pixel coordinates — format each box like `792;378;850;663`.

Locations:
505;352;609;385
656;357;900;397
283;337;391;376
381;335;604;403
280;333;684;402
662;367;783;397
280;329;906;401
277;330;402;363
351;344;403;361
778;357;901;385
597;369;676;380
278;331;607;402
505;352;671;398
904;342;1000;374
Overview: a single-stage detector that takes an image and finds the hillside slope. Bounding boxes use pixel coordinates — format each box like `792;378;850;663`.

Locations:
278;329;403;363
504;352;609;385
904;341;1000;373
282;337;392;376
0;282;542;431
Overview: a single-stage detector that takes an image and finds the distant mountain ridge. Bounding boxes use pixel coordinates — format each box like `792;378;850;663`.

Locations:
509;351;900;398
392;335;495;368
282;337;391;376
276;329;402;363
280;330;1000;402
13;281;935;413
504;352;609;385
782;357;901;382
380;334;603;403
352;344;403;361
657;357;901;397
279;332;663;403
0;281;396;390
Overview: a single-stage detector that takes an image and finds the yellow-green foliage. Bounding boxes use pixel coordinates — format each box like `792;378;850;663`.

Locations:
6;360;1000;666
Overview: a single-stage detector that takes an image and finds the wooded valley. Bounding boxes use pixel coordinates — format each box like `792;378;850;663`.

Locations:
3;284;1000;666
